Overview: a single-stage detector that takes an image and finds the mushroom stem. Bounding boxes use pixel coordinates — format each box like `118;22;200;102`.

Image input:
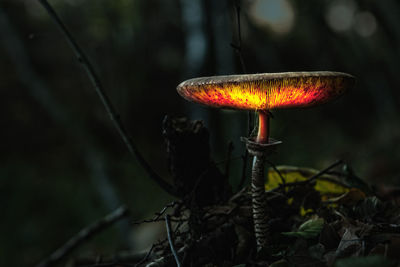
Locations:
251;153;269;251
252;110;271;252
256;111;269;143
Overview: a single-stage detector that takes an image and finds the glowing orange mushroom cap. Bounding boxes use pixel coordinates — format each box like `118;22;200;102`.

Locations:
177;71;355;110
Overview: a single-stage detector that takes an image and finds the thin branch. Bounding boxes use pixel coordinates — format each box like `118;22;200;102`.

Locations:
291;160;344;184
266;159;286;185
230;0;253;190
1;0;134;247
134;245;155;267
271;160;344;192
165;215;182;267
73;250;149;266
79;263;134;267
231;0;247;74
0;6;132;244
157;201;178;218
132;216;186;226
231;0;253;136
36;206;129;267
37;0;179;197
145;245;188;267
132;201;181;225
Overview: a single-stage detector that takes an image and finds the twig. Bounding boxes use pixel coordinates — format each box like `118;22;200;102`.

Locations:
0;7;130;243
230;0;253;190
165;215;182;267
232;0;253;137
37;0;179;197
132;202;182;225
145;246;188;267
290;159;344;184
36;206;129;267
132;217;186;225
271;160;344;192
231;0;247;74
157;201;177;218
79;263;134;267
134;245;155;267
73;250;149;266
266;159;286;185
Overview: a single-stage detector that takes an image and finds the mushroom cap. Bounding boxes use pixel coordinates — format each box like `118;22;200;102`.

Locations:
177;71;355;110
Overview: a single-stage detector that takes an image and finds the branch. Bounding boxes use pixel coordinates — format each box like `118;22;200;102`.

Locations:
73;250;148;266
145;246;188;267
132;202;184;225
0;2;130;244
35;206;129;267
271;160;344;192
77;262;134;267
37;0;179;197
165;215;182;267
231;0;247;74
134;245;155;267
230;0;252;190
266;159;286;185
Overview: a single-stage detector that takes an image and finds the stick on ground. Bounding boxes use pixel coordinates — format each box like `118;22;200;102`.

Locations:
35;206;129;267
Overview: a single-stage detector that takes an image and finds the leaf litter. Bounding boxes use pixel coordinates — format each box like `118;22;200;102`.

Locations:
120;162;400;267
73;161;400;267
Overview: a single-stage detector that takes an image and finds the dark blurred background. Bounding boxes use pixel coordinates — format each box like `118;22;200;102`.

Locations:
1;0;399;265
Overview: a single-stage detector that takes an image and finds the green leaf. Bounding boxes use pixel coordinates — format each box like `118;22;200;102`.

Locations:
282;217;324;239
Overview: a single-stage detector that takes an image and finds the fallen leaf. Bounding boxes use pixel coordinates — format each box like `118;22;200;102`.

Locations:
282;217;324;239
335;227;362;259
325;188;366;205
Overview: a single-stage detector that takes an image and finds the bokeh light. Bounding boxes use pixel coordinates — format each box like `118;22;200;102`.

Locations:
353;11;377;37
325;0;356;32
249;0;294;34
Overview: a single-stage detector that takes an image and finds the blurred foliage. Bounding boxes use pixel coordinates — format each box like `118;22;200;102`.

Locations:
1;0;400;266
334;256;396;267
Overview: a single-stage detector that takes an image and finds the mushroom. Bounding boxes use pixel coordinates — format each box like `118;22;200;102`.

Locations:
177;71;355;252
